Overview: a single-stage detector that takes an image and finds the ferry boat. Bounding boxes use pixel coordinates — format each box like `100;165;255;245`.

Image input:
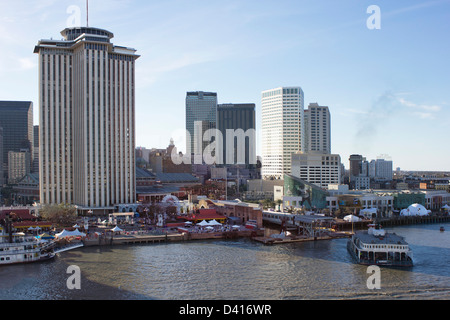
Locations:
0;225;56;266
347;224;413;267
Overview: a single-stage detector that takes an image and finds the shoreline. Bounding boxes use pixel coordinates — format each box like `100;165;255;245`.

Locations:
59;215;450;251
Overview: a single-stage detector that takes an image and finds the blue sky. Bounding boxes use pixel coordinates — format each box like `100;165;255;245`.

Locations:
0;0;449;171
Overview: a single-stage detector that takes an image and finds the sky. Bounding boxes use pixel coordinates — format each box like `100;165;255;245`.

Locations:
0;0;449;171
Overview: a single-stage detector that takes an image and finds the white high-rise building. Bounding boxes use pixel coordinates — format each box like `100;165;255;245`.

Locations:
34;27;139;213
304;103;331;154
261;87;304;179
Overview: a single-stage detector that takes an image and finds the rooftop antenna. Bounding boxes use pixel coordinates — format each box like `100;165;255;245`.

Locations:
86;0;89;27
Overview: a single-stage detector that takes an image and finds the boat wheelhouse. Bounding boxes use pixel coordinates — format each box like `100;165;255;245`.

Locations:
347;224;413;267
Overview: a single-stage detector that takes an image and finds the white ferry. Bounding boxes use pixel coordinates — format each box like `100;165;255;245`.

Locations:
0;226;55;266
347;224;413;267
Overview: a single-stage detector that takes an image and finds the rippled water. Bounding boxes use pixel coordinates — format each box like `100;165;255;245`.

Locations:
1;223;449;300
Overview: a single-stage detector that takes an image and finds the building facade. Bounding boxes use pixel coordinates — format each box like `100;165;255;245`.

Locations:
261;87;305;179
304;103;331;154
34;27;139;212
0;101;34;184
185;91;217;158
291;152;341;189
8;150;31;184
217;103;256;166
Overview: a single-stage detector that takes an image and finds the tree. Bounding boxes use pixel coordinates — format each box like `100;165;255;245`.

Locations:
40;204;78;227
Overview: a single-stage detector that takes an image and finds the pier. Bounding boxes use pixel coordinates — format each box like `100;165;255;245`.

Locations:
82;229;262;247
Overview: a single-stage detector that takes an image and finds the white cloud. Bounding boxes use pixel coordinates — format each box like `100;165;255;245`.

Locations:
397;97;442;112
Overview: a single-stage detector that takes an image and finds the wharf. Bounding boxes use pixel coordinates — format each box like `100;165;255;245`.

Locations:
253;232;351;245
82;229;263;247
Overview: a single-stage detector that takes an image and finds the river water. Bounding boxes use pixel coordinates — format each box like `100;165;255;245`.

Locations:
1;223;449;300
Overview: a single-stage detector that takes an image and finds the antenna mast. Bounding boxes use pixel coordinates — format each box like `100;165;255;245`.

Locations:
86;0;89;27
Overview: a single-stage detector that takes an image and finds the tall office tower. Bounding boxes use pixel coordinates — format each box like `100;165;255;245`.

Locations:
217;103;256;166
304;103;331;154
261;87;304;179
186;92;217;158
0;101;34;184
34;27;139;212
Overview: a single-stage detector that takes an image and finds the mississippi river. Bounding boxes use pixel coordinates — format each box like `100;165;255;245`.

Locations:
1;223;449;300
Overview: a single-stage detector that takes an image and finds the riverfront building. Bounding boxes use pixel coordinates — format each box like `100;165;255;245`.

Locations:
34;27;139;213
261;87;305;179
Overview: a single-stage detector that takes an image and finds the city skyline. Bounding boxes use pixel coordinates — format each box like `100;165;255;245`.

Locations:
0;0;449;171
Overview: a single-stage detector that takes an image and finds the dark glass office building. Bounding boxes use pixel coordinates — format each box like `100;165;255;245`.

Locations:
0;101;33;182
217;103;256;166
185;92;218;156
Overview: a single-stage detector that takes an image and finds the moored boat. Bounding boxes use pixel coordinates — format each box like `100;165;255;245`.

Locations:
347;224;413;267
1;221;55;266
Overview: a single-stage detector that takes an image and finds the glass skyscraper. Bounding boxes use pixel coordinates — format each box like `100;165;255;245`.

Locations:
0;101;34;184
185;91;217;158
217;103;256;166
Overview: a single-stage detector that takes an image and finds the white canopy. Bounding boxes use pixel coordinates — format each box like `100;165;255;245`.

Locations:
197;220;210;227
73;224;80;228
55;229;86;238
71;229;86;237
442;204;450;210
400;203;430;216
208;219;222;226
111;226;124;232
344;215;362;222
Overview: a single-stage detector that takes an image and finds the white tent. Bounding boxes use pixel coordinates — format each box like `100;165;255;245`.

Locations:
55;229;73;238
400;204;430;217
344;215;362;222
197;220;210;227
208;220;222;226
71;229;86;237
55;229;85;238
442;204;450;210
111;226;124;232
